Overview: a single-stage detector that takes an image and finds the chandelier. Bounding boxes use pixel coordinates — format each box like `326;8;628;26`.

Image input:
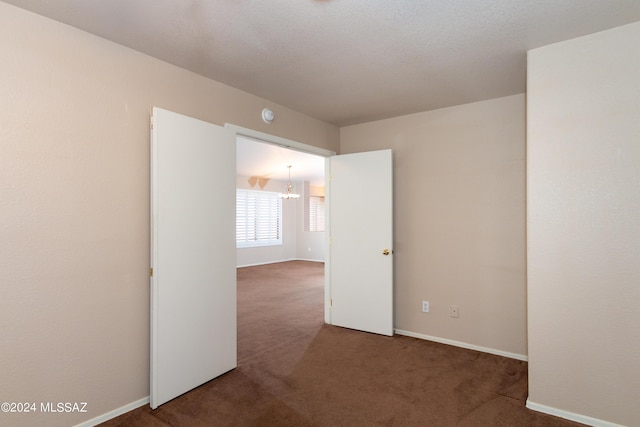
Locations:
280;165;300;199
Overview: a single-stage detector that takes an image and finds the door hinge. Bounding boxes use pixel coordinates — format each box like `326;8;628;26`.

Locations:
150;116;154;130
330;298;333;307
149;267;153;277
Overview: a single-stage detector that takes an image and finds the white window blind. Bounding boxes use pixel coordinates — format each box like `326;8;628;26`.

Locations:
309;196;325;232
236;189;283;247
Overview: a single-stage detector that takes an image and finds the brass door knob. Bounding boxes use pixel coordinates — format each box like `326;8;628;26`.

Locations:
383;249;390;256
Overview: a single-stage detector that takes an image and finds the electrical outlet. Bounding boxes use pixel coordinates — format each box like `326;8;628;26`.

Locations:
450;305;459;318
422;301;429;313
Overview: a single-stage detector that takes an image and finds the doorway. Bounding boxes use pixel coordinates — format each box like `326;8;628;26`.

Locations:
151;110;393;408
228;124;335;324
234;129;330;365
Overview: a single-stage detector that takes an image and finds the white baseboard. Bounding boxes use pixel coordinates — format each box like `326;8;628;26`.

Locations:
293;258;325;263
526;399;624;427
237;260;289;268
73;396;149;427
237;258;324;268
394;329;528;361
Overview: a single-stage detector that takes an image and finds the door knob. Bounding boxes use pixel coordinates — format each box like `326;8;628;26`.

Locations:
383;249;390;256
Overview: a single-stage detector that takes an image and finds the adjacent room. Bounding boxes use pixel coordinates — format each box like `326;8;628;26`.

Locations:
235;135;327;269
1;1;638;426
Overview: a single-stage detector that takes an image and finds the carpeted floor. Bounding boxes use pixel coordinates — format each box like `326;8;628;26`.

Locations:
100;261;581;426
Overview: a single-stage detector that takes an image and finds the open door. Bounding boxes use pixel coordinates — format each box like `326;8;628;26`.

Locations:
150;107;237;409
328;149;393;336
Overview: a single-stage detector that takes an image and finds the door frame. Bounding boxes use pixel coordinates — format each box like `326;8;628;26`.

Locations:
225;124;335;323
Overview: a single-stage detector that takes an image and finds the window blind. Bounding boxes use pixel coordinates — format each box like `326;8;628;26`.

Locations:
309;195;325;232
236;189;283;247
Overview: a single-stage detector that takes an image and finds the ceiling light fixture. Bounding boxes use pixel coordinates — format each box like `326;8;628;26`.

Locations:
280;165;300;200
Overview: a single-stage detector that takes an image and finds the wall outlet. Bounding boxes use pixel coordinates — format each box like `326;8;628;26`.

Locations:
450;305;459;318
422;301;429;313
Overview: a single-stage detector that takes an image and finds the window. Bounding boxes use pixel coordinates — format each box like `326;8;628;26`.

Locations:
236;189;282;247
308;196;325;232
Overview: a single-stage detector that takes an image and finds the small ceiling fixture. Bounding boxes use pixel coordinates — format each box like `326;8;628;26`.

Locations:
280;165;300;199
262;108;274;124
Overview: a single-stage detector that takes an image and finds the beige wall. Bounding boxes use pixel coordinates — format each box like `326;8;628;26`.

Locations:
340;94;527;358
297;182;326;262
0;3;338;426
527;22;640;426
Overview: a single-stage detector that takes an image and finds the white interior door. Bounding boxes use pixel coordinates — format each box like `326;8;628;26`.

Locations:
328;149;393;336
150;107;237;409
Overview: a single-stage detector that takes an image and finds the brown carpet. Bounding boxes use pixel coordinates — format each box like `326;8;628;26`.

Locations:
100;261;581;426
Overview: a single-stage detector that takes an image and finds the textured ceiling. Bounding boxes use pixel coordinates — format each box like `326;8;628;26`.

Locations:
5;0;640;127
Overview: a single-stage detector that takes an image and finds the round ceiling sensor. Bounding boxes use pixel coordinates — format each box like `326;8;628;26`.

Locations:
262;108;274;123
